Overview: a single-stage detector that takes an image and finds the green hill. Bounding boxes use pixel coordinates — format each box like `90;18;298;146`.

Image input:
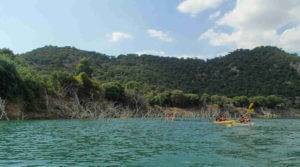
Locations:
20;45;300;97
0;45;299;118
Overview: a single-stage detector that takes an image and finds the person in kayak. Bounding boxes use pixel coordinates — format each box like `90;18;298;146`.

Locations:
215;113;227;122
239;114;250;123
239;102;254;123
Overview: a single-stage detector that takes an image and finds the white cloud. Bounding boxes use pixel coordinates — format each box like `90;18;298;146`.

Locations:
209;11;221;20
136;50;226;59
177;0;226;17
136;50;166;56
279;26;300;51
147;29;174;42
108;32;133;42
200;0;300;52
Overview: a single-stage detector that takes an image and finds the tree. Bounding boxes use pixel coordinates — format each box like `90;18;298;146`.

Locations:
210;95;232;106
233;96;249;107
125;81;142;92
0;48;14;56
74;72;93;90
170;90;188;107
249;96;267;107
200;93;210;107
265;95;285;109
185;93;199;106
102;82;124;101
75;58;93;77
0;59;22;99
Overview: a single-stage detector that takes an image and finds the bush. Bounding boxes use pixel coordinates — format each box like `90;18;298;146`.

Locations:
210;95;232;106
146;91;171;106
185;93;199;106
102;82;124;101
75;58;93;77
0;59;23;99
233;96;249;107
125;91;147;112
170;90;188;107
249;96;267;107
265;95;285;109
74;72;93;89
0;48;14;56
51;71;78;94
125;81;142;92
200;93;210;106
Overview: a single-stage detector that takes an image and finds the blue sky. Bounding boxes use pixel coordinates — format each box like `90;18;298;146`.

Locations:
0;0;299;58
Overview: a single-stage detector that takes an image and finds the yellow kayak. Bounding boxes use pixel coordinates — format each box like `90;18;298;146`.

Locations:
214;120;237;127
214;120;253;127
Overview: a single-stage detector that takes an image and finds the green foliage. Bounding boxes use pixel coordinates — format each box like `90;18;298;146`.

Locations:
0;45;298;114
74;72;93;88
170;90;188;107
125;81;142;92
146;91;171;107
210;95;232;106
185;93;199;106
102;82;124;101
20;46;300;98
0;58;22;99
0;48;14;56
200;93;210;106
249;96;267;107
265;95;285;109
51;71;78;93
233;96;249;107
75;58;93;77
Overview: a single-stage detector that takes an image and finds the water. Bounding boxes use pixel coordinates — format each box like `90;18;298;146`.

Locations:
0;119;299;166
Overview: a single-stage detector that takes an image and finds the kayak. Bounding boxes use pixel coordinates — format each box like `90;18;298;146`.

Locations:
214;120;237;125
214;120;237;127
214;120;253;127
235;122;254;127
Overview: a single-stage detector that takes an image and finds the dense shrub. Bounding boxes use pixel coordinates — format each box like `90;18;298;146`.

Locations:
249;96;267;107
233;96;249;107
185;93;199;106
169;90;188;107
200;93;210;106
0;58;23;99
265;95;285;109
102;82;124;101
210;95;232;106
75;58;93;77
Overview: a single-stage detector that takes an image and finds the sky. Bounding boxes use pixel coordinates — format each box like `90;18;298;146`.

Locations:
0;0;299;59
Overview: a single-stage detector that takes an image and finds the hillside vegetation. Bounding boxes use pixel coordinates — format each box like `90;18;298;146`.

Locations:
0;46;299;119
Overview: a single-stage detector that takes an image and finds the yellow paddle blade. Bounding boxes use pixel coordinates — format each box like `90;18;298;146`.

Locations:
247;103;254;113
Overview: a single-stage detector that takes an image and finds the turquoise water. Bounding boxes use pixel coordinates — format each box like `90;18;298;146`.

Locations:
0;119;299;166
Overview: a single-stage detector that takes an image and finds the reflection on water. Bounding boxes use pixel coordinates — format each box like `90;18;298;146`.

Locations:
0;119;299;166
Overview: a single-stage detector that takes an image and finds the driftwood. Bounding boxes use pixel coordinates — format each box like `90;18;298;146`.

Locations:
0;97;9;120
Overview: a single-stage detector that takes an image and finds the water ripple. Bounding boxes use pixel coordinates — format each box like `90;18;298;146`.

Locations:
0;119;299;166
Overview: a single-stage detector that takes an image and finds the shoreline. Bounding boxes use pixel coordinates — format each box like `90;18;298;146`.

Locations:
3;106;300;120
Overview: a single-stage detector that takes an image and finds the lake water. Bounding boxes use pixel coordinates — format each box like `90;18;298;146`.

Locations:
0;119;299;166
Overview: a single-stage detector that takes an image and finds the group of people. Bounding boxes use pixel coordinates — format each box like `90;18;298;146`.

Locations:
215;113;251;124
215;114;227;122
215;103;254;124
